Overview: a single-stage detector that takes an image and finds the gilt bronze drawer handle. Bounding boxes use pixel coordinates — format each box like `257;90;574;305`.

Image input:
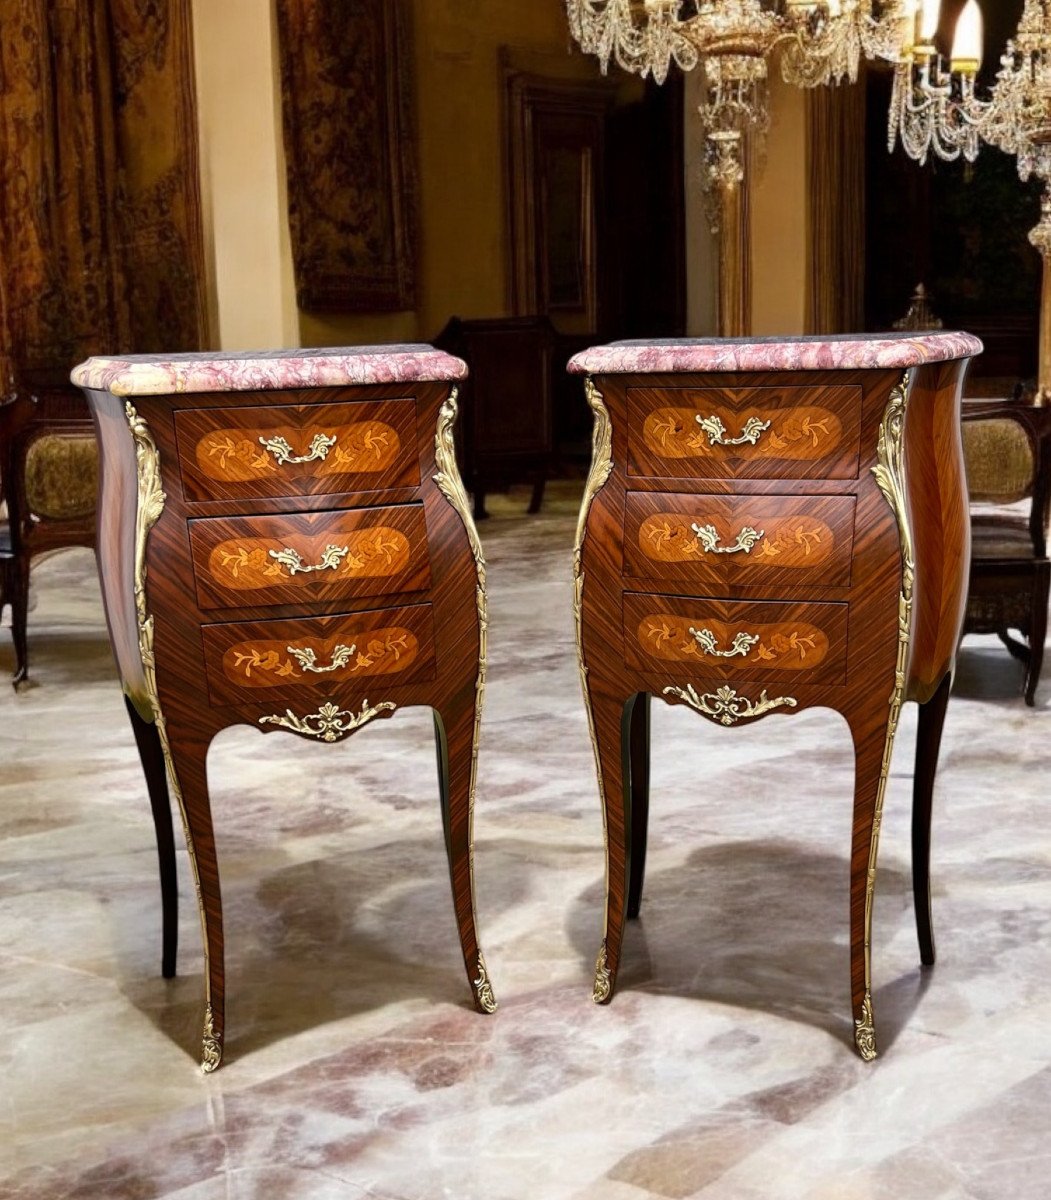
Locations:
695;414;771;447
268;543;349;575
287;643;356;673
258;432;337;465
688;626;760;658
691;523;765;555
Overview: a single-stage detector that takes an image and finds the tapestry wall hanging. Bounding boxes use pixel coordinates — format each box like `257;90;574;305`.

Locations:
276;0;418;313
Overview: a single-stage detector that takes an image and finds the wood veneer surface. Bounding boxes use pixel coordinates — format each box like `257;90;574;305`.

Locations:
576;354;975;1060
80;366;491;1071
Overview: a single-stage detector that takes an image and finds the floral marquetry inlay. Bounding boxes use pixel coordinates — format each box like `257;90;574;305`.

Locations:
223;628;418;688
640;615;830;670
643;407;841;461
209;527;410;590
195;420;401;482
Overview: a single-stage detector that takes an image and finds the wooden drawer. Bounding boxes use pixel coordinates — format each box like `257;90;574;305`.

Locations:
188;504;431;611
174;399;420;502
624;593;848;684
627;384;862;480
201;603;437;707
624;491;856;589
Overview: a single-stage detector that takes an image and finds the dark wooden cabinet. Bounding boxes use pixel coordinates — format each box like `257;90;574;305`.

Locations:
434;316;556;517
570;333;981;1060
74;346;497;1071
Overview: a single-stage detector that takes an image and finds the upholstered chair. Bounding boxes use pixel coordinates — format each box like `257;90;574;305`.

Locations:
0;390;98;686
961;399;1051;705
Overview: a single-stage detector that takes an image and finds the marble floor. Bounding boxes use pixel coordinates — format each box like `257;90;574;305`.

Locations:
2;482;1050;1200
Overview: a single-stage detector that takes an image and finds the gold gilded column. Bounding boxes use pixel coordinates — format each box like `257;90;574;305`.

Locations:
709;130;752;338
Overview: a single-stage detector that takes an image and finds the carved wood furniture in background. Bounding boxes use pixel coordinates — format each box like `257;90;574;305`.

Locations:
569;333;981;1060
74;346;496;1071
961;397;1051;705
433;316;556;518
276;0;417;312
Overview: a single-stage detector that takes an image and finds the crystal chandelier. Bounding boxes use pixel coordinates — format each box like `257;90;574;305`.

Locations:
887;0;1049;167
888;0;1051;397
565;2;918;191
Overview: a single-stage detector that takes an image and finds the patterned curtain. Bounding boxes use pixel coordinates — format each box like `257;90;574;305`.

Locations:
0;0;205;389
806;82;866;336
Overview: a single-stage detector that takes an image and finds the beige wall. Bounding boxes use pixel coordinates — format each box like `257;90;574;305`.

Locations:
193;0;588;351
684;71;719;337
307;0;593;347
683;72;810;338
191;0;298;351
750;75;808;336
192;2;808;351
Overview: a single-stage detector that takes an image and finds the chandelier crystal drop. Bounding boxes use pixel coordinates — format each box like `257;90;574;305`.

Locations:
886;1;1051;336
888;0;1051;171
565;1;917;192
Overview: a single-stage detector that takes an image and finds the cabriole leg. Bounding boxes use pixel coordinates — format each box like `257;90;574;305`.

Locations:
912;674;952;967
124;695;178;979
587;686;634;1005
847;702;902;1063
434;690;496;1014
626;691;651;920
163;721;225;1072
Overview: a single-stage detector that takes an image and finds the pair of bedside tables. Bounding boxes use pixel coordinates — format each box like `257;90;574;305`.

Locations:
75;332;979;1069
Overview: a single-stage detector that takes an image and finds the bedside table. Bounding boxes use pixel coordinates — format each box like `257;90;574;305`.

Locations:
569;333;981;1060
73;346;496;1071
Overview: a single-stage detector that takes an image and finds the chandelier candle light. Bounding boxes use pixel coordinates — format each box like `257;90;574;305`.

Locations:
565;1;920;334
889;0;1051;401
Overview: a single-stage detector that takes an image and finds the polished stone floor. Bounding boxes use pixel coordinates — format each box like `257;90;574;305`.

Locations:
2;483;1050;1199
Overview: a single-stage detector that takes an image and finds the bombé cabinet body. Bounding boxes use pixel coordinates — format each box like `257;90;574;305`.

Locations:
73;346;496;1071
569;333;982;1059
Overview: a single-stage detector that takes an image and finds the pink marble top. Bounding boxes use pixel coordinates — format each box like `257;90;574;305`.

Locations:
566;332;983;375
71;344;467;396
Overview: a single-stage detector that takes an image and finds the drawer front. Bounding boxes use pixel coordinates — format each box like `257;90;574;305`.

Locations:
202;604;437;707
624;593;848;684
175;399;419;501
624;492;856;589
189;504;431;610
627;385;862;480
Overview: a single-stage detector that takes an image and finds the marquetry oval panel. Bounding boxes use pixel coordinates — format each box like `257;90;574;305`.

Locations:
188;503;431;610
623;593;849;685
174;398;419;501
201;603;437;707
623;491;857;590
627;385;862;480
